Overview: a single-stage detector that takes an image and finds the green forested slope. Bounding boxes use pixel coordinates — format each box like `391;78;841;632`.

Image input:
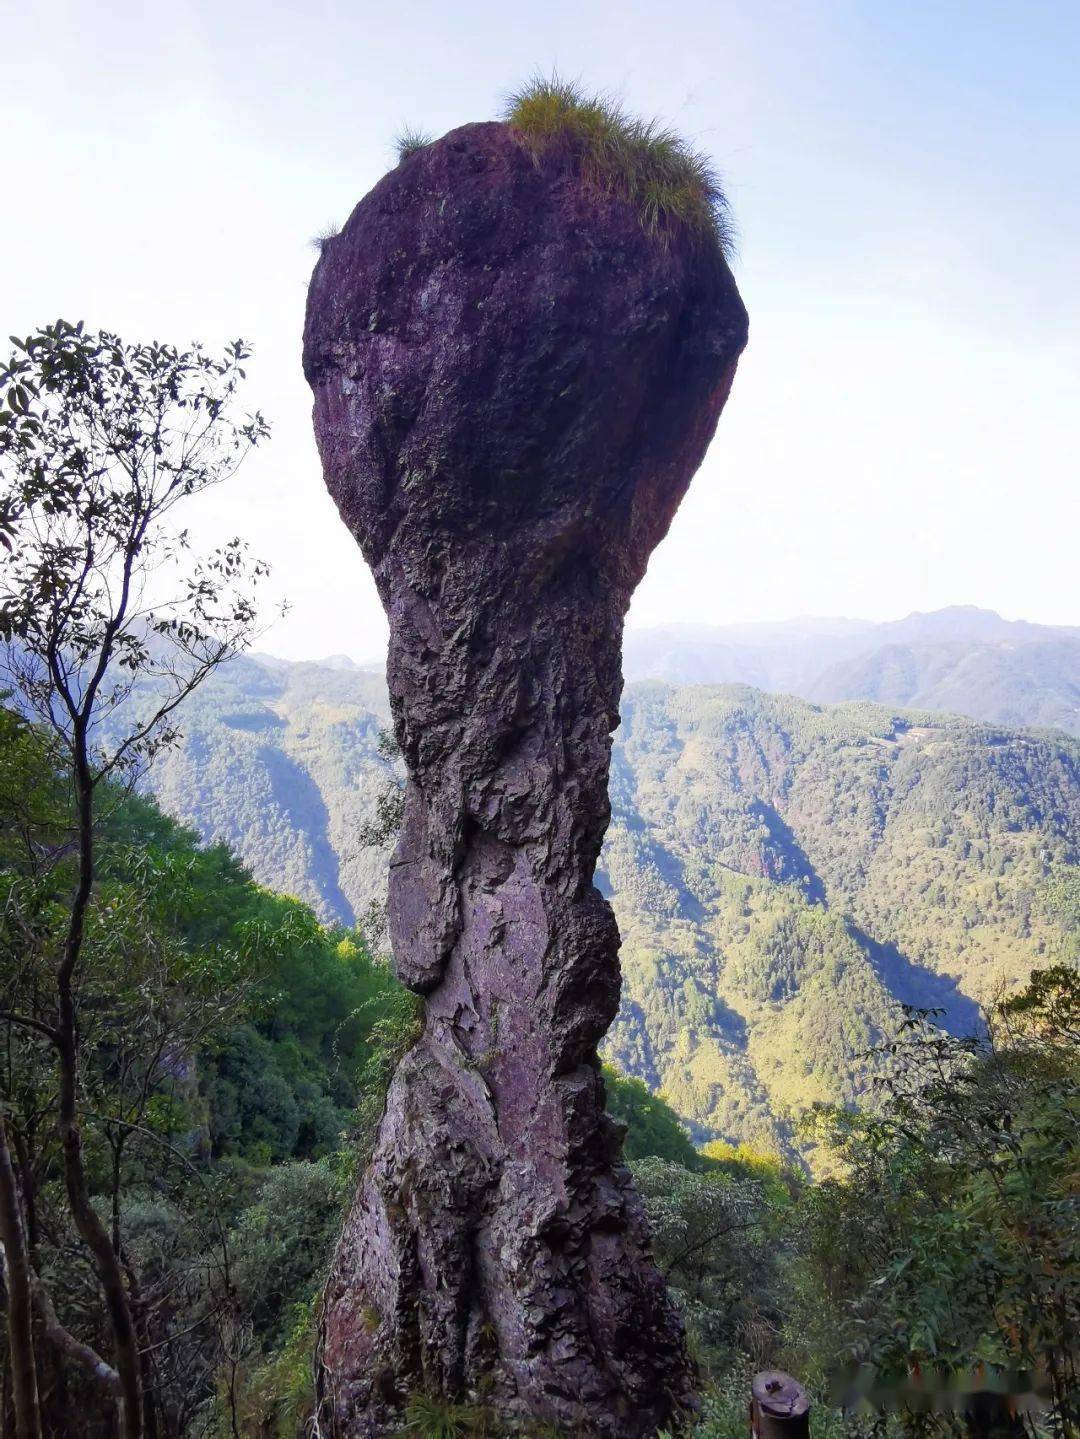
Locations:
128;659;1080;1158
602;684;1078;1155
127;654;395;927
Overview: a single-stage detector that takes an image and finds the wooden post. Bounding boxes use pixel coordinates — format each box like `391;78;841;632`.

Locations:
752;1371;811;1439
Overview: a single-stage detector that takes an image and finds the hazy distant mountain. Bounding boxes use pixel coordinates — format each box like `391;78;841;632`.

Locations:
807;638;1080;734
123;653;1080;1162
623;617;873;691
624;606;1080;735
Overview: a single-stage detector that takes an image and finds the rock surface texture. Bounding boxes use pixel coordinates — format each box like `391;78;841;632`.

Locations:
303;121;748;1437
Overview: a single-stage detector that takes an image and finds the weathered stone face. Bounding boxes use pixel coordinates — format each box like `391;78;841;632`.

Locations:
304;120;747;1437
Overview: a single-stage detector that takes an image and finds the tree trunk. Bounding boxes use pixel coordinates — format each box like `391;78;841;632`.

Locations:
0;1114;42;1439
305;119;747;1436
55;734;143;1439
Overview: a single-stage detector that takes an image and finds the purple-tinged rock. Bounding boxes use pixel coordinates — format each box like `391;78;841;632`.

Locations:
303;119;747;1436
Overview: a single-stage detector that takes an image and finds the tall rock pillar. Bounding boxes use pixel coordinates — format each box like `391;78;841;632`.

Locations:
303;118;748;1436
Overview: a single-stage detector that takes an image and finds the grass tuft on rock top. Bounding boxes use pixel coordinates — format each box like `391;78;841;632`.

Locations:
396;126;435;161
504;74;734;253
310;223;340;254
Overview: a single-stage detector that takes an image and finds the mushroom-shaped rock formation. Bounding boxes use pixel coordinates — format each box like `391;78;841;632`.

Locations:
303;101;748;1437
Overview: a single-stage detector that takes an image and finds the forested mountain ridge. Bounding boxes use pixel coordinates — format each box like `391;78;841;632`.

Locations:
121;653;1080;1160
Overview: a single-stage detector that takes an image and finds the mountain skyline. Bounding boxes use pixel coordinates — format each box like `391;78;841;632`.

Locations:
277;604;1078;666
260;604;1080;739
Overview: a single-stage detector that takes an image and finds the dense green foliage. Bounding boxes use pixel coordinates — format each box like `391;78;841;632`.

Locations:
633;1154;785;1371
95;787;403;1173
121;658;1079;1166
792;978;1079;1434
650;974;1079;1439
0;705;406;1434
0;319;282;1439
604;1067;703;1168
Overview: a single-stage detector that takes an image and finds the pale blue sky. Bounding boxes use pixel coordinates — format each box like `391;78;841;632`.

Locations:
4;1;1078;659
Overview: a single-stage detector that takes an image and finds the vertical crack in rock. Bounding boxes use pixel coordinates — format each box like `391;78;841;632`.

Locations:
303;120;748;1437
